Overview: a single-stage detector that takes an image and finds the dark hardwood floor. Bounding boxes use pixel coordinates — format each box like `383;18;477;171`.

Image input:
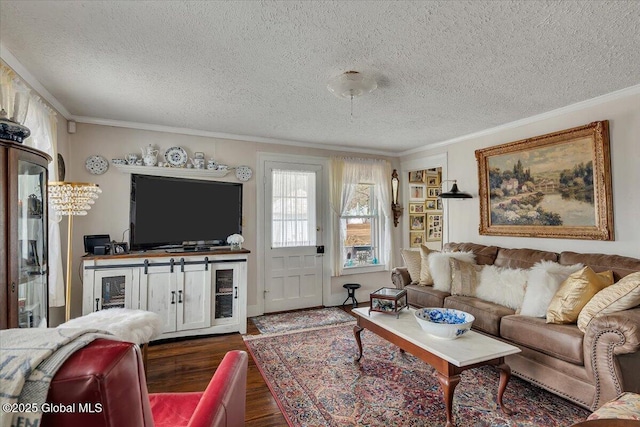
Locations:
146;304;362;426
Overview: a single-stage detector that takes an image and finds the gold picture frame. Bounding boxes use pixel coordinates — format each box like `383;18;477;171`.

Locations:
409;214;425;231
409;231;424;247
475;121;613;240
426;175;440;187
409;203;425;214
426;213;442;241
409;170;424;183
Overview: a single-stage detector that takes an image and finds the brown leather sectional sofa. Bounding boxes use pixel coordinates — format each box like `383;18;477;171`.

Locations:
391;242;640;411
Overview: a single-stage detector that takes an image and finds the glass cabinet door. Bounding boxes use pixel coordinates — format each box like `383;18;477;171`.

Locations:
17;159;48;328
213;266;238;321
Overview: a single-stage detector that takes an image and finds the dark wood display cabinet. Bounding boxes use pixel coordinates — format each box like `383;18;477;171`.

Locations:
0;139;51;329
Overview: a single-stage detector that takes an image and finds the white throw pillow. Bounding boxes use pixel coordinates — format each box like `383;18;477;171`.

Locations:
429;251;475;292
475;265;528;310
519;261;584;317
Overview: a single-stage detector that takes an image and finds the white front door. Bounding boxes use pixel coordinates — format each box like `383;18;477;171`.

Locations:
264;161;324;313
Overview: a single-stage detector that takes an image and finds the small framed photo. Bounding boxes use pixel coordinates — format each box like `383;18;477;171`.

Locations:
427;187;441;198
410;232;424;248
409;203;425;214
409;170;424;183
410;214;425;231
409;184;426;201
426;175;440;187
425;199;436;210
437;198;443;211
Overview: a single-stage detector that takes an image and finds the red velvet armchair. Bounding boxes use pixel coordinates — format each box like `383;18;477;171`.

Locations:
41;339;248;427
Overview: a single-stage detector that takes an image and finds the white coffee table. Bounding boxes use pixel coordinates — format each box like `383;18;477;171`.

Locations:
352;307;521;427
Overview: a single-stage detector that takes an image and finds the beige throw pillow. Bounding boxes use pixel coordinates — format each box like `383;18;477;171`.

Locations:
449;258;482;297
546;266;614;324
419;245;437;285
400;249;422;284
429;251;476;292
577;272;640;332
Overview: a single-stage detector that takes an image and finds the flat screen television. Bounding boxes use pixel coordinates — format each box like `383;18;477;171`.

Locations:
130;174;242;250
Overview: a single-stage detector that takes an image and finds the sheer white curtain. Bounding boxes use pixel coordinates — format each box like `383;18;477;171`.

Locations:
2;63;65;307
330;157;392;275
24;96;64;307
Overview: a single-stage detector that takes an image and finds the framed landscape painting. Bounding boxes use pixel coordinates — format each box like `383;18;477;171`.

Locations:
475;121;613;240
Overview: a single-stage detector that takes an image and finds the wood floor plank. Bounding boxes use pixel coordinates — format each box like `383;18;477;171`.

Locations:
146;304;361;426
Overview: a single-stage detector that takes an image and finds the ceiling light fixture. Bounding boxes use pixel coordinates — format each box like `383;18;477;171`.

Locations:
327;71;377;118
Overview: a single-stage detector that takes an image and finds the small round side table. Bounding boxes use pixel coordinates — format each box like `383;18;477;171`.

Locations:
342;283;361;308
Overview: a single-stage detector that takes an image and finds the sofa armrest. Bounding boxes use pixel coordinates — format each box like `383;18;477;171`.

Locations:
584;308;640;410
190;350;248;427
391;267;411;289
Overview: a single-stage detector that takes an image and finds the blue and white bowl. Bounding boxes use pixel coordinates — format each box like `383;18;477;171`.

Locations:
414;308;475;340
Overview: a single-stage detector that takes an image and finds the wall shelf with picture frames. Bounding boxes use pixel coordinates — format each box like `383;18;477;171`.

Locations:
408;167;443;248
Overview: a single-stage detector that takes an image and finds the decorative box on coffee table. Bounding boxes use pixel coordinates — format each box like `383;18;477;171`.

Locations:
369;287;408;318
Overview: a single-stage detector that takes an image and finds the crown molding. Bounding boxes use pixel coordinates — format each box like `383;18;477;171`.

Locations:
71;115;398;157
399;83;640;157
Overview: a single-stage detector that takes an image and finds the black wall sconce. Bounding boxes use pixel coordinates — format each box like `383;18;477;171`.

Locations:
439;180;472;199
391;169;403;226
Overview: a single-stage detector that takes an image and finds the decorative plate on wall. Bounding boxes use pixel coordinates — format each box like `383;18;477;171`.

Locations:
235;165;253;181
85;154;109;175
164;146;188;167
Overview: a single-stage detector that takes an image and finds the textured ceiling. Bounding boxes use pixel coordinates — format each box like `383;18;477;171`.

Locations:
1;1;639;154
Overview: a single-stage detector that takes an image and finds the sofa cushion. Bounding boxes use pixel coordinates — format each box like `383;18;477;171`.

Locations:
475;265;528;310
429;251;475;292
494;248;558;269
547;267;614;324
444;295;514;336
500;315;584;365
520;261;585;318
577;272;640;332
400;249;421;284
419;245;437;285
405;284;449;308
560;251;640;282
450;258;481;297
443;242;499;265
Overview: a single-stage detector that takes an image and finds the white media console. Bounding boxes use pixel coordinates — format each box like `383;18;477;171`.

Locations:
82;248;248;339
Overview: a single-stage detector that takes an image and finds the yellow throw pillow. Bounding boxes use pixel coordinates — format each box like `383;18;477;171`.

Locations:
450;258;482;297
419;245;437;285
577;272;640;332
547;266;614;324
400;249;422;284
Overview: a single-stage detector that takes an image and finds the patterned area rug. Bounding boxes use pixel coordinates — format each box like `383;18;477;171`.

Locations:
244;323;591;427
250;307;355;334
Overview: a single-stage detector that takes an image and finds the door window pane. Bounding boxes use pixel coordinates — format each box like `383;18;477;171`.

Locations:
272;169;316;247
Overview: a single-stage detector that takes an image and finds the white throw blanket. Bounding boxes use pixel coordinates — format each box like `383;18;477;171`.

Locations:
58;308;163;345
0;328;113;427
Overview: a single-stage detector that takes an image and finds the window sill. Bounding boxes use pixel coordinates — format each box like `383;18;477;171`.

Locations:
341;264;386;275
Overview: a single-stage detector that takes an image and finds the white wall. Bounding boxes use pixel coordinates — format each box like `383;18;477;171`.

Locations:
65;124;401;319
400;89;640;258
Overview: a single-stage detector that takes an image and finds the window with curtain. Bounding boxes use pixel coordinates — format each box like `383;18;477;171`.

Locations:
271;169;317;248
330;157;392;276
342;183;379;267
